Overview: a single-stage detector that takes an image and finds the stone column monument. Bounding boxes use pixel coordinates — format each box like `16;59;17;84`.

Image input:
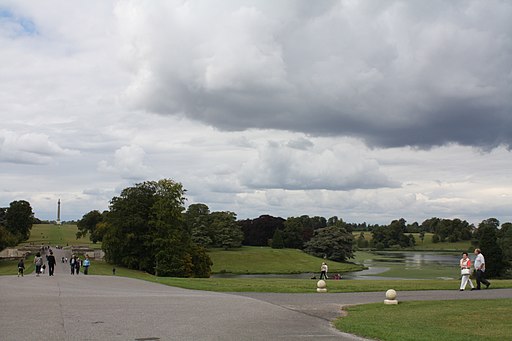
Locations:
56;199;61;225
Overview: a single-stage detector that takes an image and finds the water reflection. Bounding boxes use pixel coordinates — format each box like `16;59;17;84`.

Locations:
364;251;460;266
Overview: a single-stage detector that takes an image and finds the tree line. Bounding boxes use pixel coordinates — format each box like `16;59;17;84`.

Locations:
2;178;510;278
76;179;511;278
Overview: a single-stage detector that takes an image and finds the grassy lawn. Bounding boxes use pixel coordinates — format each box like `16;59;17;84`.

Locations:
335;299;512;341
209;246;364;274
69;259;512;292
20;224;101;249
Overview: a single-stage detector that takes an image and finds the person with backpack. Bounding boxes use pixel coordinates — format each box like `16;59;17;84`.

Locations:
17;258;25;277
34;252;43;276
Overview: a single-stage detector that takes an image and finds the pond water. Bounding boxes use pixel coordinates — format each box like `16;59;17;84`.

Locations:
343;251;462;280
212;251;464;280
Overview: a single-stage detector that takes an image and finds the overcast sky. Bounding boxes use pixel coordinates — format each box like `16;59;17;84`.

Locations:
1;0;511;226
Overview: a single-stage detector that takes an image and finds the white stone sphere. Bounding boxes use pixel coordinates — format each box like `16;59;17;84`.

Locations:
385;289;397;300
317;280;327;289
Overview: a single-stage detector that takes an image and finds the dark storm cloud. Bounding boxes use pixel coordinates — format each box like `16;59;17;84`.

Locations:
120;0;512;149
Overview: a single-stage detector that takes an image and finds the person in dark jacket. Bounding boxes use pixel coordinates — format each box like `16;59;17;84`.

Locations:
17;259;25;277
47;250;56;276
70;255;76;275
75;257;81;275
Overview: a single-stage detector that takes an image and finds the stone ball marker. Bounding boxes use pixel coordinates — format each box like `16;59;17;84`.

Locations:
316;279;327;293
384;289;398;305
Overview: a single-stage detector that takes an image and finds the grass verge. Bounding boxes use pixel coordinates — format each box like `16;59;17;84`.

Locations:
209;246;364;274
335;299;512;341
73;260;512;293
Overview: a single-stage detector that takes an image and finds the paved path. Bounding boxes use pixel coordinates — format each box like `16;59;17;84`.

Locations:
1;249;511;340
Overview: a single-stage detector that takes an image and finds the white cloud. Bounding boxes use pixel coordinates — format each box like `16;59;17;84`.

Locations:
239;138;398;190
0;1;511;227
0;130;79;164
98;145;150;181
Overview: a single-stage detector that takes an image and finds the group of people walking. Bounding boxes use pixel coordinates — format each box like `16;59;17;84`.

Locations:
30;250;56;276
69;254;91;275
459;248;491;291
17;250;91;277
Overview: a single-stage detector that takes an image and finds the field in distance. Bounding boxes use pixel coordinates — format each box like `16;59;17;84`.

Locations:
20;224;101;249
353;231;472;251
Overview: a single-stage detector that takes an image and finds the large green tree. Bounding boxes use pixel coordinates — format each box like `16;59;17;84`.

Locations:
76;210;105;243
271;228;285;249
0;225;18;250
184;203;212;247
239;215;285;246
101;179;212;277
282;217;305;249
498;222;512;275
476;218;506;277
304;225;354;262
5;200;33;242
371;218;413;249
209;211;243;249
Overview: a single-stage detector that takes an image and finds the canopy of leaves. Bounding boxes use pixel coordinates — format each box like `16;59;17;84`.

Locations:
371;218;415;249
101;179;212;277
239;215;285;246
304;226;354;262
5;200;33;241
76;210;105;243
476;218;506;277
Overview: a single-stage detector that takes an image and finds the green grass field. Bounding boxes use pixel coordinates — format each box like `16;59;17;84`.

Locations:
20;224;101;249
335;299;512;341
209;246;364;274
67;259;512;292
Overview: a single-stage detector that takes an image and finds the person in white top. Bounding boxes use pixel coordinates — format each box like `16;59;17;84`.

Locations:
473;248;491;290
320;262;328;280
459;252;474;291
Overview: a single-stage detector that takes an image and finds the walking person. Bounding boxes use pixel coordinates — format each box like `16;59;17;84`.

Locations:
70;255;76;275
75;257;81;275
83;255;90;275
17;258;25;277
473;248;491;290
320;262;328;280
34;252;43;277
47;250;56;276
459;252;474;291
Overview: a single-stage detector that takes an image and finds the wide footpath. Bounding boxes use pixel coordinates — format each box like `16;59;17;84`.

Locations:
2;250;511;341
